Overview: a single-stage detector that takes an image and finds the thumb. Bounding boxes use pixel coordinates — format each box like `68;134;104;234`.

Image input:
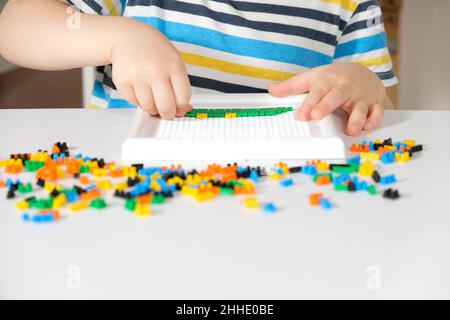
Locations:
268;68;320;98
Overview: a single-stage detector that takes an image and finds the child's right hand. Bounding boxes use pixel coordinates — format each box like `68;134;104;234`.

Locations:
110;20;192;119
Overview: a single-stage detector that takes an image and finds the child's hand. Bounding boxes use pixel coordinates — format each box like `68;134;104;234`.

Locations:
269;63;387;136
110;21;192;119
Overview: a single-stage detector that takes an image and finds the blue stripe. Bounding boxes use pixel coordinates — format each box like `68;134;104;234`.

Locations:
334;33;387;58
117;0;126;15
93;81;108;100
131;16;332;68
93;81;137;108
109;99;137;109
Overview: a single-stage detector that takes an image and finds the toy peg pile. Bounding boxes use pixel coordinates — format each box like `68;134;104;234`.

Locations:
0;138;423;224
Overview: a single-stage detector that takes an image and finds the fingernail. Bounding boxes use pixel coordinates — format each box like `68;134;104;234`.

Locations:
365;122;373;130
349;125;359;135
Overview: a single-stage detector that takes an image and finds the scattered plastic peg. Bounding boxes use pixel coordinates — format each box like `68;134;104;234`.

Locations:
67;201;89;212
134;203;151;217
279;178;294;187
309;193;323;206
262;203;278;214
383;188;400;200
243;197;259;209
90;198;107;209
379;175;397;185
319;198;332;210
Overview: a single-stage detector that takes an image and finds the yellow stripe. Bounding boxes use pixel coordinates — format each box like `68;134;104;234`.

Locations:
320;0;358;12
104;0;118;16
87;103;101;109
180;52;295;82
355;54;391;67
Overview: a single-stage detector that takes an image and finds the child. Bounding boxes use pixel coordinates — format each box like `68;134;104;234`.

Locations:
0;0;396;135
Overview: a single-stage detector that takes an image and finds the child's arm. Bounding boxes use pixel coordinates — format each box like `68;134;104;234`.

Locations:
0;0;191;118
0;0;120;70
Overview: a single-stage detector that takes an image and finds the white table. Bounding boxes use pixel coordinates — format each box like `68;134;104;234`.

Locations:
0;109;449;299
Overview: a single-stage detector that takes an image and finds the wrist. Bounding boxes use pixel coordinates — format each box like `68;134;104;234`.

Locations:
107;17;143;64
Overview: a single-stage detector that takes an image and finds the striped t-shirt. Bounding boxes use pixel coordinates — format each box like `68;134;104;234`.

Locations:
69;0;398;109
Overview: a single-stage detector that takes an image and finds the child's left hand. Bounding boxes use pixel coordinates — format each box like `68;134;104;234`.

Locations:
268;63;389;136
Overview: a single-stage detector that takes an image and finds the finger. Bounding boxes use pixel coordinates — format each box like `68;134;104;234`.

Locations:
310;84;351;120
134;84;158;116
115;83;140;108
363;103;384;131
268;68;322;98
152;79;177;120
297;79;334;121
175;105;192;118
170;72;192;115
347;102;369;136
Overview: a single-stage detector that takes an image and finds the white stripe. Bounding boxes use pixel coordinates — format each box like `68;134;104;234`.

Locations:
370;63;395;73
125;5;336;56
179;0;341;35
95;71;105;82
350;5;382;23
233;0;353;17
186;64;276;90
191;87;221;94
90;95;108;108
333;50;395;78
97;0;108;14
338;25;386;44
333;47;390;63
382;77;399;88
110;91;121;100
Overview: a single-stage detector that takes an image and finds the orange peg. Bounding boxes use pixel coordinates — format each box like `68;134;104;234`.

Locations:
137;194;152;204
51;144;61;154
80;189;101;201
5;163;22;174
316;175;331;186
36;164;58;181
309;193;323;206
79;175;90;185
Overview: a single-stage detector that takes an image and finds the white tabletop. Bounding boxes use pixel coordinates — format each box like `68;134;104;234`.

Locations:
0;109;449;299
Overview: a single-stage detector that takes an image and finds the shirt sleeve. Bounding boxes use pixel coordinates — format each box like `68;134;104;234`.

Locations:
333;1;398;87
67;0;125;16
